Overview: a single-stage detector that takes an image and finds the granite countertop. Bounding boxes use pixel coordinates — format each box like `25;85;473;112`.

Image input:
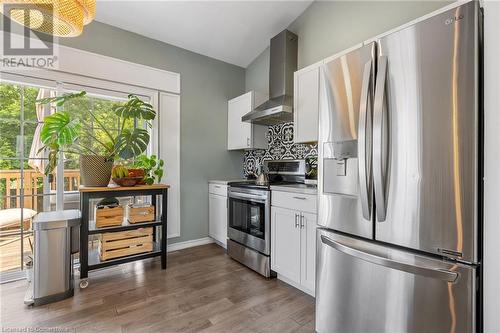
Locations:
270;184;317;195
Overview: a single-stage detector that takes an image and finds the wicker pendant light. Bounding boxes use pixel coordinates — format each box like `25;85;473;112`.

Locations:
1;0;96;37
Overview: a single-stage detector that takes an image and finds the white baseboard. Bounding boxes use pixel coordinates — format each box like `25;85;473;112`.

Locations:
212;238;227;249
167;237;214;252
277;274;315;298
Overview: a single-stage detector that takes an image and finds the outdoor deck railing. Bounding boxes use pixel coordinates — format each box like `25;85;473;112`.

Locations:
0;169;80;211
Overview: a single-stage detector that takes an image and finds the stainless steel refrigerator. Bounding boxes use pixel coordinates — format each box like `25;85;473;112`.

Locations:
316;2;482;332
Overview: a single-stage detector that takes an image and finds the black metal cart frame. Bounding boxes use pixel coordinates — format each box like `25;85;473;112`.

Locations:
79;185;168;288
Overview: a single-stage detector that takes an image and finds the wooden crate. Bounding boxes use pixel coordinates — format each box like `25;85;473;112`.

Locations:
99;227;153;261
127;204;155;223
95;205;124;228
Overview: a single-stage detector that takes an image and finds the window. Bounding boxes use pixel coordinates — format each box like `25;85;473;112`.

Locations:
0;81;56;276
59;91;134;186
0;79;150;279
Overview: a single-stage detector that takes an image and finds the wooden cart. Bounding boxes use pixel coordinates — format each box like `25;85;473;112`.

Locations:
78;184;169;288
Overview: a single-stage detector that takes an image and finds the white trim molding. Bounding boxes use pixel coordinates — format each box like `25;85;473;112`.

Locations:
57;45;180;94
158;92;181;239
483;1;500;331
167;237;215;252
2;34;180;94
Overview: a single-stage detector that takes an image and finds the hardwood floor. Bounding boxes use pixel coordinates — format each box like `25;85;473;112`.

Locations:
0;244;315;332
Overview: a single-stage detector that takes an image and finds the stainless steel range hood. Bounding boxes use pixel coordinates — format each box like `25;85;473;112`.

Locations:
242;30;298;125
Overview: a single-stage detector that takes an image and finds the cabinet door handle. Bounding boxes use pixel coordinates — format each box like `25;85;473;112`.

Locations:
247;137;250;147
300;213;305;229
293;196;307;200
214;185;221;188
294;213;299;228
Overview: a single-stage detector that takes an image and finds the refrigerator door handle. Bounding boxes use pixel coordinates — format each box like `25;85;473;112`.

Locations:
320;235;459;283
358;60;373;220
373;56;388;222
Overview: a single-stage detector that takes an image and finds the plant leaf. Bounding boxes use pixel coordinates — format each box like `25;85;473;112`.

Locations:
36;91;86;106
41;112;81;147
115;128;150;159
113;95;156;121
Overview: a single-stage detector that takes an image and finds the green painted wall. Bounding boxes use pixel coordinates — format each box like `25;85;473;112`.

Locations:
58;22;245;244
246;0;451;92
244;47;270;99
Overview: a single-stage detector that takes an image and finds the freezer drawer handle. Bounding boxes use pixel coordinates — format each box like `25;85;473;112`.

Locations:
320;235;459;283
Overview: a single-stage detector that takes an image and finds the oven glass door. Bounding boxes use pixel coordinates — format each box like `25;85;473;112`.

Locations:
229;198;265;239
228;191;270;255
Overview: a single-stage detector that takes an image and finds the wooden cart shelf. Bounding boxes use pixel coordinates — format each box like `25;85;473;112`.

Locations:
88;242;162;270
79;184;169;287
79;184;169;192
88;219;163;235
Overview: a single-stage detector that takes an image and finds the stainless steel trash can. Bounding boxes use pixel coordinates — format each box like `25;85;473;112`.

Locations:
25;210;81;306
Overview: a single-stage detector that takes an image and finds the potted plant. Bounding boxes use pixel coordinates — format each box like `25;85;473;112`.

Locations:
38;92;156;187
132;154;164;185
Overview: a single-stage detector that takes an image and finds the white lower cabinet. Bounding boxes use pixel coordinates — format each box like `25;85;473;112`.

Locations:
208;183;228;247
271;207;301;283
300;212;317;293
271;203;317;297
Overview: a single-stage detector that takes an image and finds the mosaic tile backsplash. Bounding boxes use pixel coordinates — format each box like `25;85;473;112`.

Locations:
243;122;318;177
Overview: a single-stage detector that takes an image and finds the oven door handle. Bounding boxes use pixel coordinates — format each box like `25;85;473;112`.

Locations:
229;192;268;202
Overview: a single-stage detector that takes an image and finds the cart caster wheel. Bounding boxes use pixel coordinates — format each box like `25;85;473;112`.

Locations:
79;279;89;289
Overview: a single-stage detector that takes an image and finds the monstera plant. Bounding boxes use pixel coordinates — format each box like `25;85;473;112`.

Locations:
38;92;156;187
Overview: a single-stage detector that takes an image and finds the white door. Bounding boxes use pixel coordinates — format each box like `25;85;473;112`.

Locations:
271;207;301;284
227;92;252;150
294;64;320;143
300;212;317;294
209;193;227;246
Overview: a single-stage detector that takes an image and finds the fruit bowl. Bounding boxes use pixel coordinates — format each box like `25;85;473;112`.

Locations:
127;168;145;178
112;177;144;187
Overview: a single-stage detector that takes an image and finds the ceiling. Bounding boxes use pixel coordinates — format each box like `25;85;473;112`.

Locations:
95;1;312;68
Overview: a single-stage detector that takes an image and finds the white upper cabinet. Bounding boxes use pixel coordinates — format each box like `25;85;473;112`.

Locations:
293;62;321;143
227;91;268;150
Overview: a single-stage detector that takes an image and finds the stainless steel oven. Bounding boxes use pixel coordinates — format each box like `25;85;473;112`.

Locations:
227;186;273;277
227;159;308;277
228;187;270;254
